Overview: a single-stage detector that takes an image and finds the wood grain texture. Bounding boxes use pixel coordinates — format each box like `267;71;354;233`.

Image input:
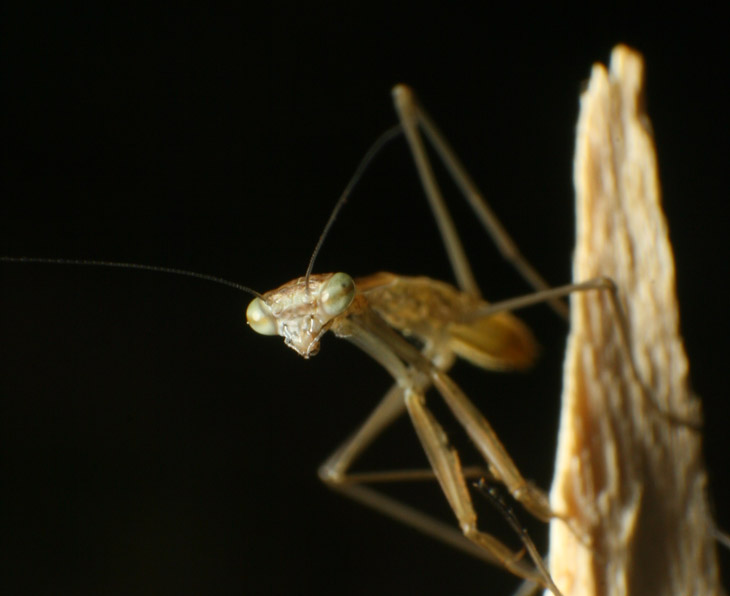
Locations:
547;46;725;596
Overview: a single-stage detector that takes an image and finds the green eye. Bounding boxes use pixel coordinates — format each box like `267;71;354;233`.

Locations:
246;298;278;335
321;272;355;316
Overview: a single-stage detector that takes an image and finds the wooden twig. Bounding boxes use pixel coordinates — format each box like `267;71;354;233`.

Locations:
547;45;725;596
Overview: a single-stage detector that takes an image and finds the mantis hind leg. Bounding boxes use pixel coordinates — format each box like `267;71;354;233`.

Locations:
392;84;568;318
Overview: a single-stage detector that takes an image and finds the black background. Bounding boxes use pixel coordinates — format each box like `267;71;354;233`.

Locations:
2;5;728;596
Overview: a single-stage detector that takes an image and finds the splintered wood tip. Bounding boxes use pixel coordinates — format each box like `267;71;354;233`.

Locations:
547;45;723;596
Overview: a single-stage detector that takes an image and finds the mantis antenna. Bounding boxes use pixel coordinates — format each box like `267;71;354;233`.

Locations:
303;124;402;292
0;256;265;299
3;126;403;305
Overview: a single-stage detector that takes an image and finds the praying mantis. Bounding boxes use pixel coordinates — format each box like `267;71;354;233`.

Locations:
3;84;606;595
1;86;580;584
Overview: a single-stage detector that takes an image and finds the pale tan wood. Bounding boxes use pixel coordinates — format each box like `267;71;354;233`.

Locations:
547;45;725;595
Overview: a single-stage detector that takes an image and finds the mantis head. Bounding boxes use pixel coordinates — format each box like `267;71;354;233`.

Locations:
246;272;356;358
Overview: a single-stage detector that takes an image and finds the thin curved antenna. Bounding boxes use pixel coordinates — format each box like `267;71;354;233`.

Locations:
0;256;265;299
303;124;402;291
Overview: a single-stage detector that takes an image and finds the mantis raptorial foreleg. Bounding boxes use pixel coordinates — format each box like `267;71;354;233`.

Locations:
318;278;627;593
320;308;552;588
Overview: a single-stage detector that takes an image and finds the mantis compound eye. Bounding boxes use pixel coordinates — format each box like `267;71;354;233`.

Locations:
320;272;355;316
246;297;278;336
